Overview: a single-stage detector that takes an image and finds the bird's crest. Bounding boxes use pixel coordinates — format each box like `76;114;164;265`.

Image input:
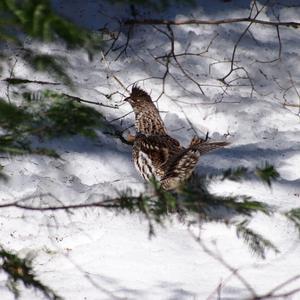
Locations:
130;85;152;102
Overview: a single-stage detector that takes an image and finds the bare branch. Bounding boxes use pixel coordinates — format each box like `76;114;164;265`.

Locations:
124;18;300;28
0;194;121;211
3;78;60;85
254;275;300;299
6;58;18;103
190;228;300;300
61;93;119;109
115;24;134;61
256;25;282;63
188;228;257;297
220;1;267;83
287;71;300;115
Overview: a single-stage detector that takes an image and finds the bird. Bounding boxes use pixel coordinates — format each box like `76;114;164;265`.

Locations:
124;85;167;136
124;85;229;190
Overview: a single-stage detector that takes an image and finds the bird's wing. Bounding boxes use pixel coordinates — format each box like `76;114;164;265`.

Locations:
161;148;200;190
133;134;182;178
136;110;168;136
161;139;229;190
131;85;168;135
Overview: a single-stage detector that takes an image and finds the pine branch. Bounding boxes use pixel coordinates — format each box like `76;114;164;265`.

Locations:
256;162;280;187
285;208;300;237
0;0;103;86
221;166;248;181
181;174;272;219
236;220;279;259
212;164;280;187
0;172;289;260
0;246;62;299
1;0;99;48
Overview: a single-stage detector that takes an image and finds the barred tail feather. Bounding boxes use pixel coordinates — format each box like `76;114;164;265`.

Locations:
189;136;229;155
195;141;229;155
161;148;200;190
161;138;229;190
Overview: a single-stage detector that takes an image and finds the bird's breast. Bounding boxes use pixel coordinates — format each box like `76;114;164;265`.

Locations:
133;150;161;181
135;112;167;135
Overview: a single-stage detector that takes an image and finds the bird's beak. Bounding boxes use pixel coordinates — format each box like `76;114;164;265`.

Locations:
124;96;130;102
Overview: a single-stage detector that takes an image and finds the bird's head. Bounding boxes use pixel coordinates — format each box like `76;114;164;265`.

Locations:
124;85;153;110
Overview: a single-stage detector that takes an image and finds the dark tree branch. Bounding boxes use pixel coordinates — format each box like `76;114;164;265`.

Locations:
6;58;18;103
124;18;300;28
0;194;122;211
61;93;118;109
3;78;60;85
115;24;134;61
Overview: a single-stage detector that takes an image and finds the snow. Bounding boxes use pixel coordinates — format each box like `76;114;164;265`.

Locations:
1;1;300;299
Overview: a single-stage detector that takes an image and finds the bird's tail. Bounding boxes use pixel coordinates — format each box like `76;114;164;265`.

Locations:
160;137;229;190
189;136;229;155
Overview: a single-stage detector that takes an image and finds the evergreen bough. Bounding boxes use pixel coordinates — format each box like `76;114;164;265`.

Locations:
0;246;62;299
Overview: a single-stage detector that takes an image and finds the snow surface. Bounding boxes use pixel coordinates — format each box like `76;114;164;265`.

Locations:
1;0;300;299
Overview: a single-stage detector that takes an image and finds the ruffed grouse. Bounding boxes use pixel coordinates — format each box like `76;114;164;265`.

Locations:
124;86;229;190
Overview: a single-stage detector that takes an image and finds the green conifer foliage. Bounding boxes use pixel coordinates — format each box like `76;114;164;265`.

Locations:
0;0;102;83
0;91;114;157
0;246;62;299
108;169;281;258
0;0;98;47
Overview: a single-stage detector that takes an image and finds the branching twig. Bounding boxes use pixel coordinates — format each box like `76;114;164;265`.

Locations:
256;25;282;63
190;228;300;300
287;71;300;115
115;24;134;61
153;25;205;95
253;275;300;299
220;0;267;83
189;228;257;297
6;58;18;103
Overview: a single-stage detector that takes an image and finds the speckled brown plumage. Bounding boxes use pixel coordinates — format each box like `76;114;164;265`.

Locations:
125;86;229;190
133;133;228;190
124;85;167;135
132;133;183;181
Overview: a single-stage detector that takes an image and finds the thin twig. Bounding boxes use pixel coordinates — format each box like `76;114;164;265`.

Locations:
189;228;258;297
3;78;60;85
62;93;118;109
100;51;130;94
6;58;18;103
256;25;282;63
287;71;300;115
220;0;267;83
